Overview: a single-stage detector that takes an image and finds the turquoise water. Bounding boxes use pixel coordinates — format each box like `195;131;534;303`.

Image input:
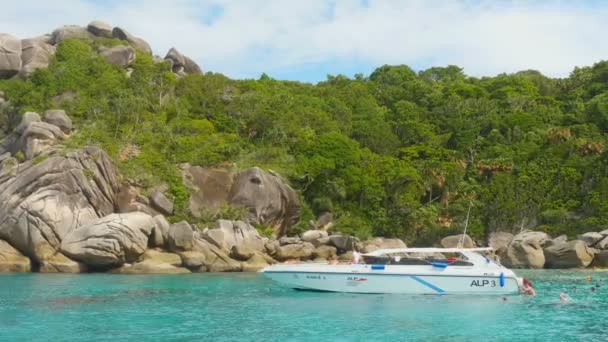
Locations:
0;270;606;341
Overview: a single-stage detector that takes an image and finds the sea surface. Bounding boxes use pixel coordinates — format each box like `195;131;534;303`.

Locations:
0;270;606;341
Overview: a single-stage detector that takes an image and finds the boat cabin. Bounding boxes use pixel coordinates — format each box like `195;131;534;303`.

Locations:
360;247;495;268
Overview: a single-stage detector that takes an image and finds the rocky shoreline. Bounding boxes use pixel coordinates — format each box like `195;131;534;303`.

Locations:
0;102;606;274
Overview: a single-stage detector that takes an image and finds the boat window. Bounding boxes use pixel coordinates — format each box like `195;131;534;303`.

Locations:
362;253;474;266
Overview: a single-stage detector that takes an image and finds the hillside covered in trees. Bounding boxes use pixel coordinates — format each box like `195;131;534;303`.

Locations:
1;37;606;245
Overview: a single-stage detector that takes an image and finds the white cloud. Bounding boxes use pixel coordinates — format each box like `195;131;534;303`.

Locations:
1;0;608;81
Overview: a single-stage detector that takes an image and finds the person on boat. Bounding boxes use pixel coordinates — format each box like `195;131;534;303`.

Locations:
327;256;339;265
521;278;536;296
351;251;362;264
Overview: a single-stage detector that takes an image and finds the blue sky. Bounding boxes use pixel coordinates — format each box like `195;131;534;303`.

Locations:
2;0;608;83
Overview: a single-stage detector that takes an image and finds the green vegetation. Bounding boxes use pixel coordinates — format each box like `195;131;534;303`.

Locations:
1;38;607;244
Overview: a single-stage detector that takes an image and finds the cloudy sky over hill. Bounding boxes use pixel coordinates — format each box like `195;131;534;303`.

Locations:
2;0;608;82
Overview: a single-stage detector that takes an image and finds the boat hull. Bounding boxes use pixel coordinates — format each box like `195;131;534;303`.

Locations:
263;264;520;295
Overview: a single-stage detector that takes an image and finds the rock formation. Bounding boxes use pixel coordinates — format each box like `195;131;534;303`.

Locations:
229;167;300;237
182;165;300;237
544;240;596;268
19;38;56;77
0;33;22;78
1;21;175;80
164;47;202;75
61;212;155;268
440;234;476;248
503;231;549;268
100;46;136;67
0;146;118;264
0;239;31;272
360;237;407;253
201;219;266;253
167;221;195;252
51;25;93;45
180;164;236;217
86;20;113;38
112;27;152;55
487;231;513;260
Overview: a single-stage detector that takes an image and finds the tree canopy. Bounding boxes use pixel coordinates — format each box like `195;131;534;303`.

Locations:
1;38;606;244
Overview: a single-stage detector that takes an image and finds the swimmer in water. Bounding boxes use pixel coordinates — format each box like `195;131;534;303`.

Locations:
560;293;571;302
586;275;592;282
521;278;536;296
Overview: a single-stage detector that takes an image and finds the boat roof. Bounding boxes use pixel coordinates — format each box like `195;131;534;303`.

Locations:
363;247;493;256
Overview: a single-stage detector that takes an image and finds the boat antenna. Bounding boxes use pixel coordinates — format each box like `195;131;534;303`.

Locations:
458;200;473;248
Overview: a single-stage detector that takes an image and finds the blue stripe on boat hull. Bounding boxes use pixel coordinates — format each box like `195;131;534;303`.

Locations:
410;275;445;293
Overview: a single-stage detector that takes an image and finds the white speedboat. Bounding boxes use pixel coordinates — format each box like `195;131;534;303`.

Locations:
262;247;524;294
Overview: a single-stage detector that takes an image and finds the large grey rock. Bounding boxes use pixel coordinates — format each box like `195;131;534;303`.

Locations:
360;237;406;253
115;183;157;215
167;221;194;252
39;252;87;273
19;38;55;77
164;47;201;74
329;235;359;253
2;112;67;159
545;234;568;248
229;167;300;237
310;212;333;231
440;234;476;248
275;242;314;261
0;33;22;78
577;232;604;247
15;111;41;133
0;239;31;272
150;215;170;248
301;230;328;243
241;253;271;272
593;250;608;268
544;240;596;268
149;191;173;215
201;220;265;253
180;164;236;218
51;25;92;45
192;238;241;272
230;245;254;261
86;20;113;38
111;259;190;274
61;212;155;267
0;146;118;263
43;110;72;133
100;45;135;67
141;249;182;267
313;245;337;260
265;240;280;256
503;231;550;269
595;236;608;250
178;250;206;268
112;27;152;54
487;232;513;258
279;236;301;246
20;121;65;159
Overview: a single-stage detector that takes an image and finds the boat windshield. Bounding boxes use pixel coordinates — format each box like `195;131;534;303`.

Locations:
362;252;474;266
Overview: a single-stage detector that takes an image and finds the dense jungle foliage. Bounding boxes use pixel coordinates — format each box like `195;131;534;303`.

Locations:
1;38;607;245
